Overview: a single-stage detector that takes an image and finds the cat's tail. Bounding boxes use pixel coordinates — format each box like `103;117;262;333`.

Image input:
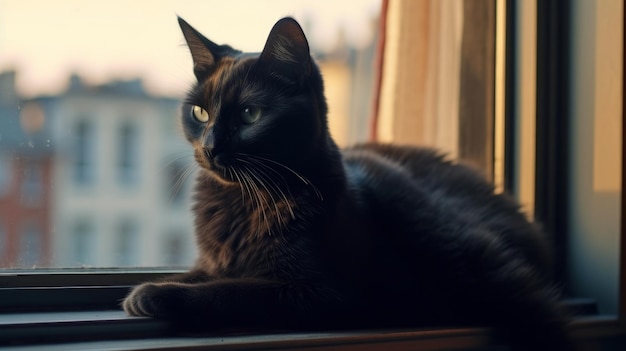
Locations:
481;261;576;351
493;292;576;351
462;230;576;351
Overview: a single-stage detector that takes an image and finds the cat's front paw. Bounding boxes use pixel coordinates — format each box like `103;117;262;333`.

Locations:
123;282;183;318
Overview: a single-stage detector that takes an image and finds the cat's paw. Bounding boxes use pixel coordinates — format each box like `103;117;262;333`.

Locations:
123;282;183;318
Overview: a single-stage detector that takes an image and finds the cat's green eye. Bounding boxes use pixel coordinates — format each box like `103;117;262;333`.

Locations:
241;106;262;124
192;105;209;123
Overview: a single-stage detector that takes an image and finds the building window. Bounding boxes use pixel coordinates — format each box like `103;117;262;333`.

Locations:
74;119;95;185
0;220;6;264
20;162;42;206
0;154;11;197
116;219;139;266
118;122;139;185
72;218;96;267
163;231;185;266
19;221;41;268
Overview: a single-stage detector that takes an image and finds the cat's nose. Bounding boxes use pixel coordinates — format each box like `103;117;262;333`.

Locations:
203;129;216;152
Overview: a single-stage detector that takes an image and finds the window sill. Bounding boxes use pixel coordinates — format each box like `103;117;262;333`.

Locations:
0;310;169;346
0;310;496;350
2;310;626;350
1;273;624;350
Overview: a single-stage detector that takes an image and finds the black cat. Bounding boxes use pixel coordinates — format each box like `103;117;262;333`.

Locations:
123;17;572;350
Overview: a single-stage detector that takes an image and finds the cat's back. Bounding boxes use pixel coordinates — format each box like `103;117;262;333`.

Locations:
339;143;552;275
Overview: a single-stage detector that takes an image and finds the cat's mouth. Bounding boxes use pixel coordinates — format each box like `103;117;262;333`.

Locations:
195;149;238;184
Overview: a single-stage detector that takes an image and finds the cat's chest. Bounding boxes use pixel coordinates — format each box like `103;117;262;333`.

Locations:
194;191;312;278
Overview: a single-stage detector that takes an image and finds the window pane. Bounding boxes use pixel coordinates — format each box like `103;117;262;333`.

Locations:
73;118;95;185
21;162;43;206
567;0;623;315
163;231;187;267
19;221;42;268
116;219;140;267
118;122;140;185
0;220;6;266
71;218;96;267
0;0;381;269
0;154;12;197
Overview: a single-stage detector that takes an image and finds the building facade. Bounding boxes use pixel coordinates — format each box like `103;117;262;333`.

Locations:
46;76;197;268
1;72;197;268
0;71;54;268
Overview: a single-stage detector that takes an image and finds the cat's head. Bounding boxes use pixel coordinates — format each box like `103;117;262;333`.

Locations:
178;17;332;185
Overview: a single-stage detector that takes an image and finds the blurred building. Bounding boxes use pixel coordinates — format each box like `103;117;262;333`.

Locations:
316;17;378;147
47;75;197;268
0;72;197;268
0;71;54;267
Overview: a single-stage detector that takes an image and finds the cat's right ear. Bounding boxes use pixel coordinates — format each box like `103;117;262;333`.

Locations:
258;17;311;82
178;17;231;81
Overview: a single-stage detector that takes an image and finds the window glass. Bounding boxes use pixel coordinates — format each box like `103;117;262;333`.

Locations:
21;162;42;206
118;122;140;185
163;231;187;267
71;218;96;267
19;221;42;268
567;0;623;315
73;118;95;185
0;155;11;197
0;221;6;266
116;219;140;267
0;0;381;268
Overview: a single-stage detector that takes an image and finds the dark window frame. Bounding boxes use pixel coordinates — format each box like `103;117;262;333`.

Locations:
534;0;571;288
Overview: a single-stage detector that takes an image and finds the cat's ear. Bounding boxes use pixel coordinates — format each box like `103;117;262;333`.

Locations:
178;17;237;81
258;17;311;81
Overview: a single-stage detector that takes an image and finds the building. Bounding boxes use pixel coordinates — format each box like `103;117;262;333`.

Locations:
1;71;197;268
44;75;197;268
0;71;54;268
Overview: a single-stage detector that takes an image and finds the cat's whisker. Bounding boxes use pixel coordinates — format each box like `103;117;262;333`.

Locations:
240;157;290;188
243;154;323;201
248;164;292;229
243;158;296;221
240;164;272;237
247;166;284;231
237;166;260;234
238;168;261;235
161;154;195;171
167;163;198;201
238;156;294;223
230;167;247;207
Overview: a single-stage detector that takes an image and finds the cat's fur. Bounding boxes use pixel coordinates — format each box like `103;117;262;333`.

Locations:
123;17;572;350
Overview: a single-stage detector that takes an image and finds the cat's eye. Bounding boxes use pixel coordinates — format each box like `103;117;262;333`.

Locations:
241;106;262;124
192;105;209;123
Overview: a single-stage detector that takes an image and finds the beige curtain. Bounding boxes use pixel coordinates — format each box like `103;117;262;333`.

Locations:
376;0;464;159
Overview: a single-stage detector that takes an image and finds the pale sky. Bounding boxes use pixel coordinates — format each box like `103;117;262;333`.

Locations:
0;0;380;98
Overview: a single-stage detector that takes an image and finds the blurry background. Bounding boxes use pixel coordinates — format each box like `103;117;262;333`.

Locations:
0;0;381;268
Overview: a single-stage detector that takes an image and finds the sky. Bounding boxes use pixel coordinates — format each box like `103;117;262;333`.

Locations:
0;0;380;98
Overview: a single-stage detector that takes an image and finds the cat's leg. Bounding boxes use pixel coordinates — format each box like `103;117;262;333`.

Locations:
123;269;214;316
156;269;214;284
123;278;342;329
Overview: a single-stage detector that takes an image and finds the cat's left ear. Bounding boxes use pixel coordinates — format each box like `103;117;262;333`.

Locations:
178;17;238;81
259;17;311;81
